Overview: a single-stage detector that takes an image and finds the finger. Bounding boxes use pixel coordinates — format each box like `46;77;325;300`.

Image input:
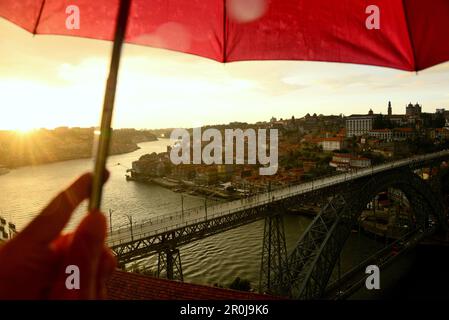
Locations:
96;248;117;299
62;211;107;299
19;171;109;245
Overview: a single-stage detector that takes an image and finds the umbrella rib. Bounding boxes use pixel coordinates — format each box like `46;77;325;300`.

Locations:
32;0;46;35
222;0;227;63
401;0;418;71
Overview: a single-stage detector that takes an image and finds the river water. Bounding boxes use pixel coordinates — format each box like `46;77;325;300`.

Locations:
0;139;383;289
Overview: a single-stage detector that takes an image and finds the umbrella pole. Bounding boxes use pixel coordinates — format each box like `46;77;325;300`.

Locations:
89;0;132;211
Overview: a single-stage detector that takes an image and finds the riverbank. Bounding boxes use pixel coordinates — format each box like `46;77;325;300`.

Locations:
128;176;242;200
0;128;158;169
2;142;145;169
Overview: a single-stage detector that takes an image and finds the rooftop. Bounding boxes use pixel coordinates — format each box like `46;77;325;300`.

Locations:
394;127;414;132
347;114;377;118
106;270;282;300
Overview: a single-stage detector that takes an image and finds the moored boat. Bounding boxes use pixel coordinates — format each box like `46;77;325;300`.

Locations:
0;216;17;244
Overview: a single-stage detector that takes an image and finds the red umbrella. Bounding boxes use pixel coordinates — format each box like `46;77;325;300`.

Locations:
2;0;449;70
1;0;449;208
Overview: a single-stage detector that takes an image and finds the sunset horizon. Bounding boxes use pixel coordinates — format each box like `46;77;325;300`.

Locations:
1;18;449;132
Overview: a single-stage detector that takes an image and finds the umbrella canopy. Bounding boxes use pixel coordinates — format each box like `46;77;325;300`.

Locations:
1;0;449;71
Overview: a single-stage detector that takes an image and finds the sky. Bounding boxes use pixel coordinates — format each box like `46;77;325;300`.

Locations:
1;18;449;131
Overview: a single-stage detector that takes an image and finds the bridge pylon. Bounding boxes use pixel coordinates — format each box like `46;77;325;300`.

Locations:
259;211;288;294
157;247;184;281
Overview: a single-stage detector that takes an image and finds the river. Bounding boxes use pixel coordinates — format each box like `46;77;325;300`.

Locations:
0;139;384;290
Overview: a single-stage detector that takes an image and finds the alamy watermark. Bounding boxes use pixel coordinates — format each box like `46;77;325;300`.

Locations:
170;128;278;175
365;5;380;30
65;264;80;290
64;4;380;31
365;265;380;290
65;5;80;30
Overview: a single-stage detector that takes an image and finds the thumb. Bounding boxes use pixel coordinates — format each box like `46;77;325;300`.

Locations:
54;211;107;299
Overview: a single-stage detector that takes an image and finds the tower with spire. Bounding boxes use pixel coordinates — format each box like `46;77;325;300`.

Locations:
388;101;392;116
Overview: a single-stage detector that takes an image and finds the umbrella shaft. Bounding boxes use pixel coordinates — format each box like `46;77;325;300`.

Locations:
89;0;132;211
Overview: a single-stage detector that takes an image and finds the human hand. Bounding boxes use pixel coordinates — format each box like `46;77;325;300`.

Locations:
0;172;116;300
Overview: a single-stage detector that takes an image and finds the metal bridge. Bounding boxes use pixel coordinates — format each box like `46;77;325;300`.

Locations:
107;150;449;299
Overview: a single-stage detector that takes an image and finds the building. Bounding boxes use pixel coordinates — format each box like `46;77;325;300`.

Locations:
368;129;393;142
387;115;408;127
346;102;422;138
346;111;375;137
130;152;171;179
384;101;409;126
329;153;371;172
435;128;449;140
368;128;416;142
392;127;416;141
406;102;422;118
436;108;449;121
318;137;345;151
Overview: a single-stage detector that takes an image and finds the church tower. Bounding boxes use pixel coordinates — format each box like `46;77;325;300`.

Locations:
388;101;392;116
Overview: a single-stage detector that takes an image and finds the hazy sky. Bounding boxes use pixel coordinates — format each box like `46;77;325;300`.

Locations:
1;18;449;131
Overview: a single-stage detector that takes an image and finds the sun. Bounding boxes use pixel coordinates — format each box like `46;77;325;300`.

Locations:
14;124;37;135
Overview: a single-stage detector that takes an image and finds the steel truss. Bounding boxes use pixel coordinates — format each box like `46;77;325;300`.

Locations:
109;156;449;287
273;168;445;300
157;248;183;281
112;204;271;265
259;208;288;294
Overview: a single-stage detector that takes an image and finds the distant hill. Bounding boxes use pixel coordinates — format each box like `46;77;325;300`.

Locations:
0;128;157;168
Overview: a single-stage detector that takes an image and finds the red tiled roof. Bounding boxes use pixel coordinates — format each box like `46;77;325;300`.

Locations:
394;127;414;132
106;270;283;300
333;153;352;158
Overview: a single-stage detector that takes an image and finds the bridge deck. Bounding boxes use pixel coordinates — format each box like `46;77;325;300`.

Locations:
107;150;449;248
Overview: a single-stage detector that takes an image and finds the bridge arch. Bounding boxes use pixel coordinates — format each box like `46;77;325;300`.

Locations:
351;169;444;229
278;168;445;300
430;167;449;222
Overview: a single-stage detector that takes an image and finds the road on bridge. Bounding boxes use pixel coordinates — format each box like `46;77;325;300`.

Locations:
107;150;449;247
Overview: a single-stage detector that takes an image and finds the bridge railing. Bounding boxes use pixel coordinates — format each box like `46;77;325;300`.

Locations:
107;149;449;247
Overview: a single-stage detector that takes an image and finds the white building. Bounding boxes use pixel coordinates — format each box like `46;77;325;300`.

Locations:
368;129;393;142
346;112;375;137
318;137;345;151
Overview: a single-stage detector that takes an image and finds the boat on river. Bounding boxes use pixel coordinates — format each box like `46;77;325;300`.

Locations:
0;215;16;244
